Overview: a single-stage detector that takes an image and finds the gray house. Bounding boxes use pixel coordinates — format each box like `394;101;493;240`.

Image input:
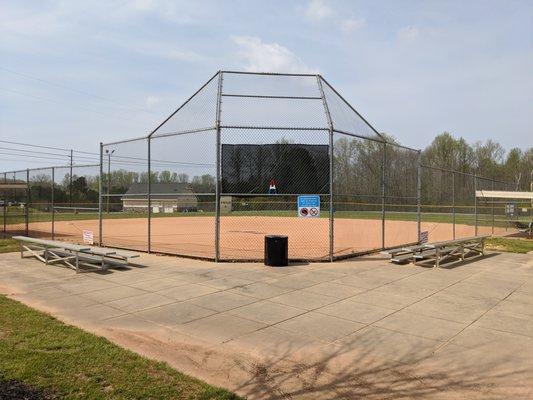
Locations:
122;183;198;213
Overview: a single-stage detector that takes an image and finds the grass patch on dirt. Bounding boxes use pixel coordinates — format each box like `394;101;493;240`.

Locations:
0;295;240;400
0;238;18;254
486;237;533;254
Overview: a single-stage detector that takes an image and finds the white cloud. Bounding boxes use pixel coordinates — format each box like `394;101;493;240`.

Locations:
397;26;420;42
340;17;366;33
103;35;204;62
145;95;161;108
232;36;317;74
304;0;334;21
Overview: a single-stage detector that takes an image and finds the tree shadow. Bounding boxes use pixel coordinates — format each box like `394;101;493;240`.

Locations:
230;327;530;399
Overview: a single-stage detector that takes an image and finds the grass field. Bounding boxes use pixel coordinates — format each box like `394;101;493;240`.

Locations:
0;295;239;400
4;207;530;228
0;238;18;254
485;237;533;254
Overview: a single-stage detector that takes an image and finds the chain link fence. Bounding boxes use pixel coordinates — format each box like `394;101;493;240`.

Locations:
2;71;525;261
1;164;100;243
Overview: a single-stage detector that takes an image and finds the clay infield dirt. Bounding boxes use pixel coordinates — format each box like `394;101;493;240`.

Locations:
12;216;512;260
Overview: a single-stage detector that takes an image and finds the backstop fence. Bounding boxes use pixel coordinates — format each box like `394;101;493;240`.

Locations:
1;71;526;261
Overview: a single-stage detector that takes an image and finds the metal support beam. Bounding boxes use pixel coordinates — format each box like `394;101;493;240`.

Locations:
147;137;151;253
98;143;103;246
51;167;55;240
417;151;422;242
381;143;387;249
452;171;456;240
69;149;73;207
214;71;223;262
316;76;334;262
474;175;478;236
491;179;495;234
25;169;29;236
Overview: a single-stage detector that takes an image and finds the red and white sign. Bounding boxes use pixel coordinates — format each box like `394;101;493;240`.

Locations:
83;230;94;245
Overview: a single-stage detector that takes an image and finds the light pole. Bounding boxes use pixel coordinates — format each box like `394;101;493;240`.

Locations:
105;149;115;214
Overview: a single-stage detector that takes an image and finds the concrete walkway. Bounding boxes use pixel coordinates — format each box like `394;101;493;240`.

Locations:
1;251;532;399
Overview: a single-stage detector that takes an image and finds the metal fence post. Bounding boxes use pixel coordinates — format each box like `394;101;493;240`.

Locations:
25;169;29;236
316;76;334;261
147;137;151;253
214;71;223;262
2;173;5;234
51;167;55;240
98;143;103;246
416;151;422;242
491;179;495;234
69;149;73;207
452;171;456;239
381;142;387;249
474;174;478;236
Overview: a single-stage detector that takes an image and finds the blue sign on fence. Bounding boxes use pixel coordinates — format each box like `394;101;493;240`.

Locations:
297;195;320;218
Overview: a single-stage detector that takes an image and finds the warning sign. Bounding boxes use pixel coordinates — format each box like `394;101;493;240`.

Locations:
83;230;94;245
298;195;320;218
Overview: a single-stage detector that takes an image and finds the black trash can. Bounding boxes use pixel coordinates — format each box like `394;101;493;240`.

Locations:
264;235;288;267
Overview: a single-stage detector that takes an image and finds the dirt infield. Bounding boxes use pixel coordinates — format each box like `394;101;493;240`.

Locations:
16;216;514;260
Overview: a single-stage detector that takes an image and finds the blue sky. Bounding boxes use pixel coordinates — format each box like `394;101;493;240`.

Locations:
1;0;532;171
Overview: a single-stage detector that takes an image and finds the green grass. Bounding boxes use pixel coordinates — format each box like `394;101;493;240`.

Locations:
4;207;530;229
0;238;18;254
485;237;533;254
0;295;240;400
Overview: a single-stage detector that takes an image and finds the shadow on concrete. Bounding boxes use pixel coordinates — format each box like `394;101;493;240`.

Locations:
232;329;529;399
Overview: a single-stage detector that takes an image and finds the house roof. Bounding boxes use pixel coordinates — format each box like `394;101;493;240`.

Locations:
123;183;197;200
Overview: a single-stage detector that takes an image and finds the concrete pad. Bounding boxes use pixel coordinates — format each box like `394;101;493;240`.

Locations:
268;275;327;290
450;324;533;350
223;325;321;359
18;286;70;301
269;290;337;310
349;290;418;310
200;276;255;290
127;277;190;291
156;283;219;301
228;300;305;324
493;298;533;317
105;292;175;313
188;291;258;312
135;302;217;327
81;285;147;303
475;309;533;338
302;282;367;299
177;313;266;344
332;273;395;289
316;299;395;324
274;311;364;342
367;282;436;301
56;279;119;294
507;290;533;304
336;326;441;365
404;293;492;324
229;282;293;299
74;303;127;321
374;310;466;341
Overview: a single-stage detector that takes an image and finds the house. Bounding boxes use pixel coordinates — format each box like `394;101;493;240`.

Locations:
122;183;198;213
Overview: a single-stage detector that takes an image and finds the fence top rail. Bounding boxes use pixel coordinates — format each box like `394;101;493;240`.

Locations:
1;163;100;175
102;135;149;147
220;70;319;77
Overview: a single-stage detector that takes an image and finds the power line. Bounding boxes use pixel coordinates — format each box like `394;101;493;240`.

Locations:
0;139;99;156
0;66;158;116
